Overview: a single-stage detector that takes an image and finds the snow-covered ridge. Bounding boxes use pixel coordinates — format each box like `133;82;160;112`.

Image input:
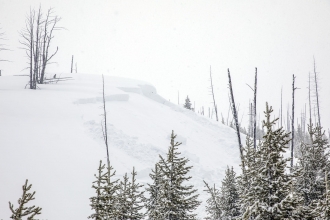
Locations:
0;73;241;219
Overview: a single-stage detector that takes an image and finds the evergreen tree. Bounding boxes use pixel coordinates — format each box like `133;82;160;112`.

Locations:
89;160;108;220
241;103;302;219
314;171;330;219
184;96;192;110
117;167;145;220
237;136;259;218
293;124;329;218
9;179;42;220
146;164;163;220
220;167;240;219
117;173;131;220
203;180;221;220
157;130;201;219
127;167;145;219
88;160;119;220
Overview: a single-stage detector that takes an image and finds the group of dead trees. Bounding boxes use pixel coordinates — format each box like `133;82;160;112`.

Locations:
19;6;62;89
209;60;326;172
0;25;9;64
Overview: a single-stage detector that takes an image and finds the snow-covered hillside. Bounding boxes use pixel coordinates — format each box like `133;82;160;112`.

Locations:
0;74;242;219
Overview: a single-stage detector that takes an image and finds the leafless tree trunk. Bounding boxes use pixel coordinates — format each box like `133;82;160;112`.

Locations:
313;57;321;129
71;55;73;73
287;105;290;132
101;75;111;176
249;102;253;136
303;104;306;134
246;68;257;147
39;8;61;84
253;68;257;149
291;74;298;168
281;87;283;128
228;68;244;170
326;171;328;206
209;66;218;121
33;7;42;87
308;72;312;127
19;9;36;89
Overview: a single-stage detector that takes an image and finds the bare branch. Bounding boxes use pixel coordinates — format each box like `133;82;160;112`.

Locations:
246;83;254;92
0;25;11;62
46;46;58;62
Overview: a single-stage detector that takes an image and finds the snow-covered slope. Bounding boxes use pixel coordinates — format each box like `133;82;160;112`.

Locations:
0;74;242;219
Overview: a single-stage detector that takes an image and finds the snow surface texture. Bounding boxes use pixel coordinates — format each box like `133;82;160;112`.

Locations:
0;74;242;219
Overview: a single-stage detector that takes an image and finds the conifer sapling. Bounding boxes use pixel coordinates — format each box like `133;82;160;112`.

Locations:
158;130;201;219
9;179;42;220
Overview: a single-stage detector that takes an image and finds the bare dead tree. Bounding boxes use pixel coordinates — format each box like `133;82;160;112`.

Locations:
19;9;36;89
71;55;74;73
303;104;306;134
287;105;290;132
0;26;6;53
291;74;298;168
281;86;283;128
249;102;253;136
253;68;257;149
227;94;231;126
33;7;42;87
19;6;62;88
308;72;312;127
39;8;62;84
246;68;257;148
313;57;321;129
228;68;244;170
209;66;218;121
101;75;111;176
0;25;10;62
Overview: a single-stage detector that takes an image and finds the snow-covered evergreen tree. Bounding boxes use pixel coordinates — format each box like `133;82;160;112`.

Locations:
117;167;145;220
145;164;163;220
89;161;108;220
157;130;201;219
314;171;330;219
292;124;330;218
220;166;240;219
117;172;130;219
9;179;42;220
241;103;302;219
127;167;145;219
88;160;119;220
184;96;192;110
237;136;259;218
203;180;221;220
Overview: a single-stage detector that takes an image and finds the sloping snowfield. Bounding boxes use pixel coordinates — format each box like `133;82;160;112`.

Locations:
0;74;242;219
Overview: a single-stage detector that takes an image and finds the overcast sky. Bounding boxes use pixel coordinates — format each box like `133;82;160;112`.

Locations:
1;0;330;133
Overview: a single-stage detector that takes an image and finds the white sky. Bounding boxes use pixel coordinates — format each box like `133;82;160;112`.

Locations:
1;0;330;133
